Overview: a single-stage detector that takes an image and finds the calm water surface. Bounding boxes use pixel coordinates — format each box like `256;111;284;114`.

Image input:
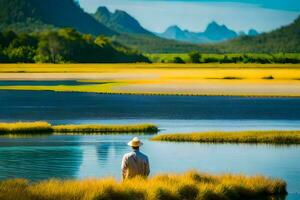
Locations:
1;90;300;199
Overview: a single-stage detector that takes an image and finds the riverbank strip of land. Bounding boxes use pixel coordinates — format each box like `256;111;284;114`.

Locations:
0;122;158;134
0;170;286;200
151;130;300;144
1;63;300;97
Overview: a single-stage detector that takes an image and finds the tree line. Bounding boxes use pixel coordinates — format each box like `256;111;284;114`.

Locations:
163;52;300;64
0;28;149;63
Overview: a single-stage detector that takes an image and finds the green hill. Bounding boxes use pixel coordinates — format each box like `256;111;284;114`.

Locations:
0;0;209;53
0;0;114;35
217;16;300;53
0;28;149;63
113;33;220;53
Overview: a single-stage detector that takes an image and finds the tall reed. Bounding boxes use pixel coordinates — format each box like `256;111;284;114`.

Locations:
0;122;158;134
0;122;53;134
53;124;158;134
151;130;300;144
0;170;287;200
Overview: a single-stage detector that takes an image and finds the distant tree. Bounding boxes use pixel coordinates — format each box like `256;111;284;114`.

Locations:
188;51;201;63
34;31;65;63
220;55;231;63
0;31;17;47
0;28;151;63
202;56;219;63
173;56;185;64
4;46;35;63
0;49;9;62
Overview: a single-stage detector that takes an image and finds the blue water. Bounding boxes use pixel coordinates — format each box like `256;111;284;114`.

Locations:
1;90;300;199
1;91;300;120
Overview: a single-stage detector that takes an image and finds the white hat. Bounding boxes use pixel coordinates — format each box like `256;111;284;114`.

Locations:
128;137;143;147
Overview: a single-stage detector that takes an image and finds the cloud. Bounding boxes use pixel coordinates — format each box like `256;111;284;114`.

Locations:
80;0;300;32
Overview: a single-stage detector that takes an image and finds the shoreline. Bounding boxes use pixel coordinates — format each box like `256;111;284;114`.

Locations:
1;88;300;98
0;63;300;97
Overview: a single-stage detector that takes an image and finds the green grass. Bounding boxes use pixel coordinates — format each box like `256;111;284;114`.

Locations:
151;130;300;144
147;53;300;64
0;170;287;200
0;122;158;135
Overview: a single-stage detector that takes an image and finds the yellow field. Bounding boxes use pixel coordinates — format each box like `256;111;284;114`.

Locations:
0;170;286;200
1;63;300;97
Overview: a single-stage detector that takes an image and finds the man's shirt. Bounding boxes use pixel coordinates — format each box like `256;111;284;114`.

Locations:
121;150;150;179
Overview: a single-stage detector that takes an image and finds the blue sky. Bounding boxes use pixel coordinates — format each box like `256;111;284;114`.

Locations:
79;0;300;33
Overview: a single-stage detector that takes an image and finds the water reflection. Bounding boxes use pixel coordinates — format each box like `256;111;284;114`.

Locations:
77;136;133;178
96;141;128;163
0;146;82;181
0;135;85;180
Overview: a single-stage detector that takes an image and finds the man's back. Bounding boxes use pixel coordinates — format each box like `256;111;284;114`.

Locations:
121;150;150;180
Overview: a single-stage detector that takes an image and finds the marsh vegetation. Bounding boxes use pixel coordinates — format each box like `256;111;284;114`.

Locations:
151;130;300;144
0;170;287;200
53;124;158;134
0;122;52;134
0;122;158;135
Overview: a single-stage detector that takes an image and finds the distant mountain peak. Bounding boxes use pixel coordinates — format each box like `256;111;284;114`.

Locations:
166;25;182;32
96;6;110;14
248;29;259;36
114;10;128;15
158;21;246;44
206;21;228;32
209;21;218;26
159;25;187;40
204;21;237;41
94;6;152;35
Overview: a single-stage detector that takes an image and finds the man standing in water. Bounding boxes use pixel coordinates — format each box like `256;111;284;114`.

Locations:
121;137;150;180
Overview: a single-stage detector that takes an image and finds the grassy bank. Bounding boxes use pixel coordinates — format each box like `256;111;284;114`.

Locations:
151;130;300;144
0;171;287;200
1;63;300;97
53;124;158;134
0;122;158;135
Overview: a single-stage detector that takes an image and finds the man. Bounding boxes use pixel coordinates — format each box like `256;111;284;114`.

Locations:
121;137;150;180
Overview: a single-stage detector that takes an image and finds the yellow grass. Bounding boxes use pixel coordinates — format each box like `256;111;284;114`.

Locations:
53;124;158;134
0;122;158;135
0;170;287;200
151;130;300;144
0;122;52;134
0;63;300;97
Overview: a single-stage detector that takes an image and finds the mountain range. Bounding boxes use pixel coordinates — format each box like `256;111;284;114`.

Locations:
157;22;258;44
93;7;153;36
0;0;299;53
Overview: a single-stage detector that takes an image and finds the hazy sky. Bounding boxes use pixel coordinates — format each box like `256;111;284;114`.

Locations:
79;0;300;33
